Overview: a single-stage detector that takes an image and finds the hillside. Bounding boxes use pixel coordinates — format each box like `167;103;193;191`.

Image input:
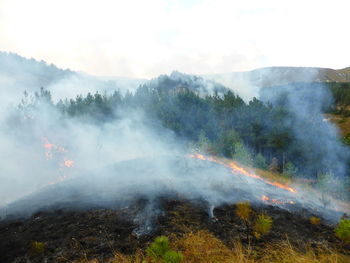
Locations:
0;52;145;102
2;51;349;102
0;52;72;93
1;53;350;262
205;66;350;90
0;156;349;262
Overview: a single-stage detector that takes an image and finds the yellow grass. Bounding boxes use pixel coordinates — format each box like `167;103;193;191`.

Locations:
75;230;350;263
171;230;241;263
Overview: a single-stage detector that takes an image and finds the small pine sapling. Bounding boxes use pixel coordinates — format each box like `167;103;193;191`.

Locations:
147;236;170;260
163;250;184;263
253;214;273;239
235;201;252;222
146;236;183;263
235;202;252;240
335;219;350;243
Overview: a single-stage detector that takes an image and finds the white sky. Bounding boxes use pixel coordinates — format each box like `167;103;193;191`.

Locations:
0;0;349;78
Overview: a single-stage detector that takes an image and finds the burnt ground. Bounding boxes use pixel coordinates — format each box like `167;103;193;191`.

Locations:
0;198;349;263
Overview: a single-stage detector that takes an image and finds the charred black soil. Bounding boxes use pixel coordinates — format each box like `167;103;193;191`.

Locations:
0;198;348;263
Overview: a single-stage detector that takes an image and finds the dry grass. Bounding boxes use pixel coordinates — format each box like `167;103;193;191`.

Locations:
259;241;350;263
171;230;240;263
73;230;350;263
171;231;350;263
110;250;144;263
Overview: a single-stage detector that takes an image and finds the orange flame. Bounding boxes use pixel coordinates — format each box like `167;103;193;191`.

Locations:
261;195;269;201
62;159;74;168
189;153;297;193
42;137;69;159
41;137;75;185
261;195;296;205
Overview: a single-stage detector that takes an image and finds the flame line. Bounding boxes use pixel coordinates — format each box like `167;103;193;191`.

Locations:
188;153;297;193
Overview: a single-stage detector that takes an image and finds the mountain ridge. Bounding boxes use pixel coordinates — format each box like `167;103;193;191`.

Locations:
1;51;349;103
204;66;350;89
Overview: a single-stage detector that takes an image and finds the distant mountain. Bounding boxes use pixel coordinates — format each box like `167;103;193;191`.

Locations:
0;52;146;102
0;51;73;90
0;52;226;105
2;51;349;103
205;66;350;89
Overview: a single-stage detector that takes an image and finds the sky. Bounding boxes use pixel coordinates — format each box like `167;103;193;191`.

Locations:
0;0;349;78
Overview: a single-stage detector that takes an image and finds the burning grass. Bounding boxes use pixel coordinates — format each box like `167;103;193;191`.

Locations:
188;153;297;193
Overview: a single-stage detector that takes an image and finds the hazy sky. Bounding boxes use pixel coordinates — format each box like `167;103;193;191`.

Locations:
0;0;349;78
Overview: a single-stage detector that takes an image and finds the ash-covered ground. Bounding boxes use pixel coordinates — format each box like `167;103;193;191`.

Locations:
0;198;349;263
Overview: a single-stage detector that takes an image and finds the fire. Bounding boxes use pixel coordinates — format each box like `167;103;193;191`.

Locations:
189;153;297;194
62;159;74;168
41;137;75;185
261;195;269;201
42;137;69;160
43;138;55;160
261;195;296;205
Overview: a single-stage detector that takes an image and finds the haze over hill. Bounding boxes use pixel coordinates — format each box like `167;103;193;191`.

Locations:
0;52;146;103
204;66;350;100
1;51;350;103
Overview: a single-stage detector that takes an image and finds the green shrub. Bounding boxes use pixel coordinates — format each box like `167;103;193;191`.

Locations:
232;142;253;166
146;236;183;263
254;153;267;169
254;214;273;239
335;219;350;243
147;236;170;259
283;161;298;177
163;250;184;263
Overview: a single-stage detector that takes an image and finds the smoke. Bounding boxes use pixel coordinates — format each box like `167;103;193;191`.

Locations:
260;83;349;177
0;100;177;204
147;71;229;96
0;90;346;227
203;71;260;101
203;66;339;102
0;55;348;231
207;66;349;178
